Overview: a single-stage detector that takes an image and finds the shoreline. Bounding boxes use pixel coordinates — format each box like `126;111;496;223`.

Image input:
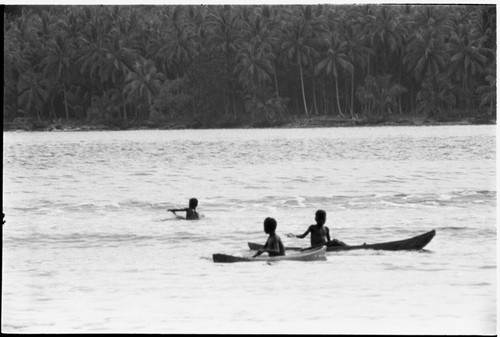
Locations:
3;114;496;132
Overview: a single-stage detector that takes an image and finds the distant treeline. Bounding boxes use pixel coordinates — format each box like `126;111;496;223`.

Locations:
3;4;496;128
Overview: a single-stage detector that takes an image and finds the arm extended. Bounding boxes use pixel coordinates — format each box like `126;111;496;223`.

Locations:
287;226;312;239
168;208;188;213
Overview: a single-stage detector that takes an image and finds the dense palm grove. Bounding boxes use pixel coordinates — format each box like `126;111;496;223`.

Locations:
3;4;496;129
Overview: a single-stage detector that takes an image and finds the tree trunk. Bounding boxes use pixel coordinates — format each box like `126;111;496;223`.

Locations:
146;92;152;120
232;91;237;119
272;60;280;98
312;77;318;115
299;61;309;115
334;75;345;118
350;69;355;119
50;97;56;121
34;103;42;122
367;56;371;77
463;72;468;110
344;78;349;117
322;81;327;115
122;92;128;127
63;85;70;120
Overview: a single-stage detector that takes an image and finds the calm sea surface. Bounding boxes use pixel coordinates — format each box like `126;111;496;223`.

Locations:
2;125;496;334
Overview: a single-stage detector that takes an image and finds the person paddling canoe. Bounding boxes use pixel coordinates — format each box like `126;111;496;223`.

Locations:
168;198;199;220
253;217;286;258
287;210;346;247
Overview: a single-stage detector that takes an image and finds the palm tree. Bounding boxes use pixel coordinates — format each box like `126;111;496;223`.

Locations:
367;6;402;76
165;31;196;79
234;41;273;93
403;29;448;85
76;17;107;84
124;59;166;120
239;7;281;98
281;18;317;115
447;23;492;109
17;70;49;122
410;5;451;35
314;33;352;117
206;6;241;60
357;75;406;120
184;5;209;54
4;19;31;116
55;6;87;42
470;5;496;52
476;65;496;111
102;35;136;83
206;6;242;115
101;34;137;123
41;34;74;119
153;6;196;78
296;4;328;37
376;76;406;119
343;23;370;118
297;5;328;116
416;74;455;118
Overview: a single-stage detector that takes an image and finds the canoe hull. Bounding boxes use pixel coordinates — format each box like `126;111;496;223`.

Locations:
327;230;435;251
248;230;436;252
213;246;326;263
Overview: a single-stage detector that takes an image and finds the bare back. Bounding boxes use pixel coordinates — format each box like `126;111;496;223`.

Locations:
264;233;285;256
185;208;199;220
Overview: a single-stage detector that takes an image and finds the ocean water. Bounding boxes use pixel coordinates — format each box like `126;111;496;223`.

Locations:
2;125;496;334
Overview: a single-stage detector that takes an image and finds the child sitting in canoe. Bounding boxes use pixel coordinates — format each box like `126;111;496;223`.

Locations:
253;217;286;258
168;198;199;220
287;210;346;247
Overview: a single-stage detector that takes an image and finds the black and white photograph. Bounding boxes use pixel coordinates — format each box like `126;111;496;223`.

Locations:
2;1;497;334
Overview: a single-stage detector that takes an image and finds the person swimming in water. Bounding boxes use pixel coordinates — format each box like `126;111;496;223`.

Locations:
168;198;199;220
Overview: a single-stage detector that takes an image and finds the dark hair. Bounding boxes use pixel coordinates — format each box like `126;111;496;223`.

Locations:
263;217;277;234
316;209;326;219
189;198;198;208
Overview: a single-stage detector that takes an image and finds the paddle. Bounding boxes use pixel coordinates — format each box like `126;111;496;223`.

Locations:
252;251;262;258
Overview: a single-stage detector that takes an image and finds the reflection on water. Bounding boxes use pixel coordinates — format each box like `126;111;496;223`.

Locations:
2;125;496;334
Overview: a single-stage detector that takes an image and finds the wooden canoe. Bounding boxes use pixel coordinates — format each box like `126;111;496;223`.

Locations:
213;246;327;263
248;229;436;252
